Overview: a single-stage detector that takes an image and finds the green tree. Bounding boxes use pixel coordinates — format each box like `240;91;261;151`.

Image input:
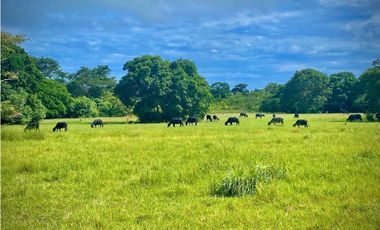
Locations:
115;55;212;122
231;83;249;95
357;67;380;113
68;96;99;118
280;69;330;113
95;92;129;117
36;57;68;83
326;72;358;112
210;82;231;100
37;79;73;118
67;65;116;98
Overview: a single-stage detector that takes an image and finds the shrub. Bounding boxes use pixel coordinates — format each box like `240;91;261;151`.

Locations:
211;164;287;197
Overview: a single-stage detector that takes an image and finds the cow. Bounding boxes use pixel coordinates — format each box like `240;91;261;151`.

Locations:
268;117;284;125
239;112;248;118
347;114;362;122
206;115;213;122
167;118;184;127
24;120;40;131
186;117;198;126
272;114;276;118
91;119;104;128
212;115;220;121
53;122;68;132
294;113;299;118
225;117;240;125
293;119;309;128
256;113;265;118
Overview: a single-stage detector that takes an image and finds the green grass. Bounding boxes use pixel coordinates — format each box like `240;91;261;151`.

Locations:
1;114;380;229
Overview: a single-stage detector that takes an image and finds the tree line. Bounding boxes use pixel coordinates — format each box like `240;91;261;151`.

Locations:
1;32;379;124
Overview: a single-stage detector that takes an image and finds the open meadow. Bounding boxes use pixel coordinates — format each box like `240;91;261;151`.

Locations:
1;114;380;229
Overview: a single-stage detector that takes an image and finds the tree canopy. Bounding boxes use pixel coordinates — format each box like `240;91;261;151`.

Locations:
115;55;212;122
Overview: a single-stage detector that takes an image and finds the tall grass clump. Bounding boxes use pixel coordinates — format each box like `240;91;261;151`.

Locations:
211;164;287;197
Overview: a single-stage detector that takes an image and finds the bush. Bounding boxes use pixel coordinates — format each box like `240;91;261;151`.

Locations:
211;165;287;197
68;96;99;118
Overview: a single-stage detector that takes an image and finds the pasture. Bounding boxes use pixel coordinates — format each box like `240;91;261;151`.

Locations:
1;114;380;229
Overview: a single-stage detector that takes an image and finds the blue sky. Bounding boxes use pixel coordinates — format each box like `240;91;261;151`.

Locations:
2;0;380;89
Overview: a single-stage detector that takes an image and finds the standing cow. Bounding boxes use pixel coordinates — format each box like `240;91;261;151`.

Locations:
225;117;240;125
268;117;284;125
91;119;104;128
167;118;184;127
53;122;68;132
206;115;213;122
186;117;198;126
293;119;309;127
239;112;248;118
347;114;362;122
256;113;265;118
294;113;299;118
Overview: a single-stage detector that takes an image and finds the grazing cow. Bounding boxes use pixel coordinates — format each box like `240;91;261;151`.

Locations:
239;112;248;118
24;120;40;131
91;119;104;128
167;118;184;127
186;117;198;126
256;113;265;118
212;115;220;121
347;114;362;122
225;117;240;125
206;115;213;122
268;117;284;125
293;119;309;127
294;113;299;118
53;122;68;132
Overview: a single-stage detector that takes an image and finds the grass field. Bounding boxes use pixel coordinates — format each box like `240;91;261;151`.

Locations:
1;114;380;229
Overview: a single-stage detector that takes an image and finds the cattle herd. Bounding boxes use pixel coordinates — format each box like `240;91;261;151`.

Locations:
23;113;365;131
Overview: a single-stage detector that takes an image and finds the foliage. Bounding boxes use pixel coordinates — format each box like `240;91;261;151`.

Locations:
68;96;99;118
115;55;212;122
357;67;380;113
37;79;73;118
231;83;249;95
325;72;358;113
35;57;68;82
67;65;116;98
95;92;129;117
210;82;231;100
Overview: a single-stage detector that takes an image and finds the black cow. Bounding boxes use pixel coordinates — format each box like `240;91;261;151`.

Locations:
24;120;40;131
268;117;284;125
206;115;213;122
294;113;299;118
186;117;198;126
225;117;240;125
239;112;248;118
272;114;276;118
347;114;362;122
256;113;265;118
212;115;220;121
91;119;104;128
167;118;184;127
53;122;68;132
293;119;309;127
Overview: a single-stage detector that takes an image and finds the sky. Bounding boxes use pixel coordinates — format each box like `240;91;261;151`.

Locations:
2;0;380;89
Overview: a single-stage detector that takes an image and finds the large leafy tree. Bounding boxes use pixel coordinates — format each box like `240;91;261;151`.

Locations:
357;67;380;113
68;96;99;118
231;83;249;95
67;65;116;98
325;72;358;112
280;69;330;113
36;57;68;83
210;82;231;100
115;55;212;122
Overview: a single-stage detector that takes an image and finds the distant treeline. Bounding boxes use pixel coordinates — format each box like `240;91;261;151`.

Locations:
1;32;379;123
